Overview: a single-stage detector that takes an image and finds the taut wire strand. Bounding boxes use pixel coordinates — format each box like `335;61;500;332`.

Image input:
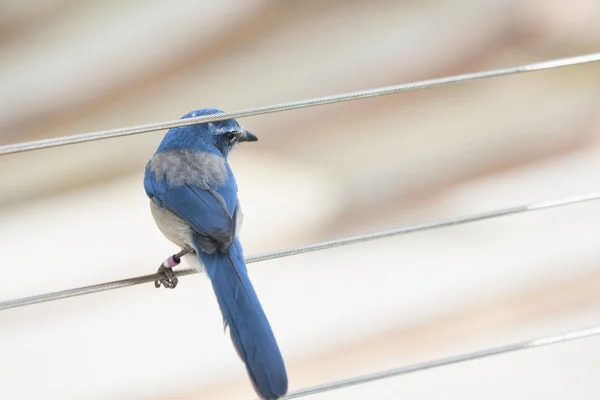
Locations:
276;325;600;399
1;52;600;156
1;191;598;311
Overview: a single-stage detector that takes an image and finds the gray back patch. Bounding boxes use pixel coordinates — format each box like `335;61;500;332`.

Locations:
150;149;228;188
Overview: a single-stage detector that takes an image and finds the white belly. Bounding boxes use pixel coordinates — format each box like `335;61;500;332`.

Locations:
150;200;205;272
150;199;194;249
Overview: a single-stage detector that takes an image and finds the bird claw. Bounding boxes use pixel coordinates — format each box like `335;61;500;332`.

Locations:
154;264;178;289
153;249;189;289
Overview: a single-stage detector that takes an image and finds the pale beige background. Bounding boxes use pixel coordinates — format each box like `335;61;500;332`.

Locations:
1;1;600;399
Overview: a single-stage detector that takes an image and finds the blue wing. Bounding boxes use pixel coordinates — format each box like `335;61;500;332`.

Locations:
144;162;239;249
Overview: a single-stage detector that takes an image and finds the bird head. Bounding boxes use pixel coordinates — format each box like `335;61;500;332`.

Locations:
156;108;258;158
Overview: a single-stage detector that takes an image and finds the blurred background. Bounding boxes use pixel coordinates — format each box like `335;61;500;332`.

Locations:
1;0;600;399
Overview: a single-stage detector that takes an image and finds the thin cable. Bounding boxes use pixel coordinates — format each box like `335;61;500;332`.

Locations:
2;52;600;156
277;325;600;399
1;190;598;311
248;191;600;263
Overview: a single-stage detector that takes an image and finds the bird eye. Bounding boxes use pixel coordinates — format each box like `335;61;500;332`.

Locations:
225;132;237;144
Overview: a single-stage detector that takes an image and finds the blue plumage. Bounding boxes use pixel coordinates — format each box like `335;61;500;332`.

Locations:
144;108;287;399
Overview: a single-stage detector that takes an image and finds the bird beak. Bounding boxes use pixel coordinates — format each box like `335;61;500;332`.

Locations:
240;130;258;143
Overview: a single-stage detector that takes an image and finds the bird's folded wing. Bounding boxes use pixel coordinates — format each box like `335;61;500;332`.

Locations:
146;175;235;245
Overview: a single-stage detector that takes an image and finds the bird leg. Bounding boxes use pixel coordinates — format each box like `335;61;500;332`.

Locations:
154;249;190;289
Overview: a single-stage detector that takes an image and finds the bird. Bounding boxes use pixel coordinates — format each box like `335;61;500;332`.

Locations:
143;108;288;400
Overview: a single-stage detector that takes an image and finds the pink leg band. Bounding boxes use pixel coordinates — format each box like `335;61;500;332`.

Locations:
164;255;180;268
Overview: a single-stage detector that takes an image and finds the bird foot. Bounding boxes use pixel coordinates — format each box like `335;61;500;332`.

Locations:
154;253;182;289
154;264;178;289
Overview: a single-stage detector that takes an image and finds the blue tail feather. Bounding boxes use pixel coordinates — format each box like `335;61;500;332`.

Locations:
197;239;288;400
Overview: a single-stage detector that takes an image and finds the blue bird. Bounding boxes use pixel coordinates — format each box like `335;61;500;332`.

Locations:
144;108;288;400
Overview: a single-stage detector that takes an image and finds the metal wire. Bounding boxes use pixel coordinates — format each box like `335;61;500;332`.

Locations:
277;325;600;399
1;52;600;156
1;190;598;311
